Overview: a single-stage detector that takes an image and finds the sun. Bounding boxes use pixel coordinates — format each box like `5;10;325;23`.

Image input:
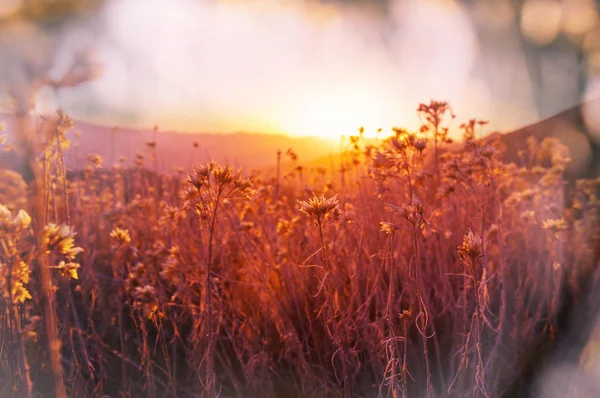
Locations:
278;87;395;140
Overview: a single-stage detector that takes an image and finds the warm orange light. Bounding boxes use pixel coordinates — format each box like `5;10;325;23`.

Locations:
277;87;397;139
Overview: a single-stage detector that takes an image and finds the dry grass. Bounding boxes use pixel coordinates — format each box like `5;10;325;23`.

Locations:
1;102;599;397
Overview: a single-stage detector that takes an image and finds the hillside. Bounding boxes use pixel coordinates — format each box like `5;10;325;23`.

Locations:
484;98;600;179
0;114;338;173
3;100;600;181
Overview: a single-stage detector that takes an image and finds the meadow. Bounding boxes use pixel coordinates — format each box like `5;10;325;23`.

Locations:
1;101;599;398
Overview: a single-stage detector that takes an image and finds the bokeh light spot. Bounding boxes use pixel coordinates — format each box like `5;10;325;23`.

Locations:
520;0;562;46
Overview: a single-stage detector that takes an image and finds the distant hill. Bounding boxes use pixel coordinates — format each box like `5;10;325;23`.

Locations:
483;98;600;179
0;114;338;173
3;100;600;181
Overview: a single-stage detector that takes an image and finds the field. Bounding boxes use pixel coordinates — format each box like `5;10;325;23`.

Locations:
1;101;600;398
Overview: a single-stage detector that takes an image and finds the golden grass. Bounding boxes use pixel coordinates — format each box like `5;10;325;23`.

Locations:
0;101;599;397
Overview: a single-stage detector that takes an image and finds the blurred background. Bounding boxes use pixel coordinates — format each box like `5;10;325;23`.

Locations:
0;0;599;138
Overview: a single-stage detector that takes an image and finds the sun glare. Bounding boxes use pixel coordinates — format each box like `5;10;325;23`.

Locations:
279;88;396;140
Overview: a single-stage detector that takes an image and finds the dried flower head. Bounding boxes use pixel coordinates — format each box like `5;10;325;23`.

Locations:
132;285;160;319
133;285;157;303
0;204;11;222
13;210;31;229
186;161;253;200
542;217;568;234
386;194;428;231
0;205;31;232
457;229;483;264
380;221;399;234
56;261;81;280
0;261;32;303
399;309;412;319
298;194;341;225
110;227;131;247
276;219;293;236
87;154;103;168
160;255;180;286
42;223;84;260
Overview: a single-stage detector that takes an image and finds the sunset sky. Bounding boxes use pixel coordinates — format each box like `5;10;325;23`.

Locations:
1;0;599;138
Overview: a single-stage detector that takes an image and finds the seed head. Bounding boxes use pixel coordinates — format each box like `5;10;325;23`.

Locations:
133;285;157;303
87;154;103;168
110;227;131;247
298;194;341;225
56;261;81;280
542;217;568;234
0;205;31;232
380;221;399;234
1;261;32;303
42;223;84;260
386;194;428;230
457;229;483;264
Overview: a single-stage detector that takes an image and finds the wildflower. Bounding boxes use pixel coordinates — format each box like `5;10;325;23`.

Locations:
372;150;391;169
160;205;185;226
12;210;31;229
505;188;537;206
169;245;180;257
0;205;17;232
42;223;84;260
133;285;157;303
539;168;564;187
87;154;103;168
0;204;11;222
520;210;536;223
132;285;160;319
56;261;81;279
457;229;483;264
132;262;146;277
391;136;406;151
233;176;254;198
0;261;32;303
387;195;428;231
110;227;131;246
542;218;568;234
298;194;341;225
11;281;32;303
277;219;292;236
160;256;180;286
187;163;212;190
380;221;399;234
520;188;536;201
414;139;427;153
214;165;234;185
